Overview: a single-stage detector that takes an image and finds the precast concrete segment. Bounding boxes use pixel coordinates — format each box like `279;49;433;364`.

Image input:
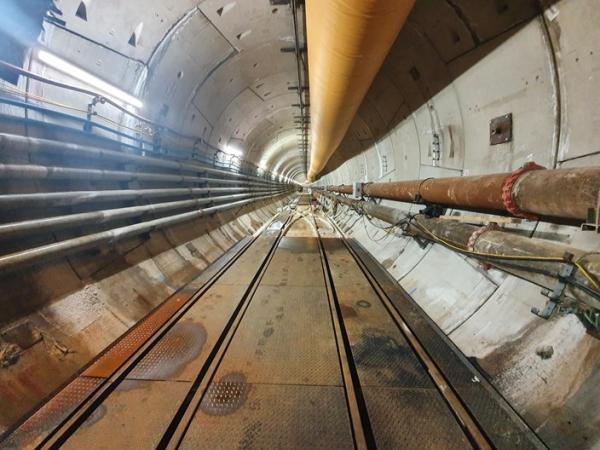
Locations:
306;0;415;181
325;166;600;221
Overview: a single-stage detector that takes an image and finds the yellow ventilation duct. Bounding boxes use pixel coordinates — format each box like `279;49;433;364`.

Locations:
305;0;415;182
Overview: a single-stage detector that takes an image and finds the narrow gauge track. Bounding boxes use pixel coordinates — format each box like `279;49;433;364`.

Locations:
313;215;547;450
1;205;547;450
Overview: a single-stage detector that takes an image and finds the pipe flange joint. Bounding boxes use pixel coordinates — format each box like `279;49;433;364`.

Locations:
501;162;545;220
467;223;499;251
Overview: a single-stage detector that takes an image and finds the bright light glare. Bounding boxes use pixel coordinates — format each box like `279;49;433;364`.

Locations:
223;144;243;157
38;50;144;109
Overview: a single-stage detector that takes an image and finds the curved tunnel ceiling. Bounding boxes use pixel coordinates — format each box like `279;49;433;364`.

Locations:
43;0;308;181
0;1;599;447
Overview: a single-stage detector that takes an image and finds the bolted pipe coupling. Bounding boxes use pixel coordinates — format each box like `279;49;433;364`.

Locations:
501;162;546;220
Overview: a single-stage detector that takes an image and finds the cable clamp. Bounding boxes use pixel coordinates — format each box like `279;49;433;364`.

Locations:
532;252;574;319
501;162;545;220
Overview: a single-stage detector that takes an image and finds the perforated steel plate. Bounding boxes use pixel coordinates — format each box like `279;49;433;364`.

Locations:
180;384;354;450
363;386;473;450
2;376;103;449
213;285;342;386
61;380;190;450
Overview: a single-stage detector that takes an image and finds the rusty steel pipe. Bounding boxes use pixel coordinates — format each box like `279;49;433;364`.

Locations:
0;192;291;273
317;191;600;310
326;166;600;221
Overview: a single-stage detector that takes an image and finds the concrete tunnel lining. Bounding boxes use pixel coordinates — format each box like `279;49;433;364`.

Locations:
0;0;598;448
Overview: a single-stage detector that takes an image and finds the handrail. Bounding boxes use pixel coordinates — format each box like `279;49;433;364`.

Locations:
0;58;284;181
0;59;194;140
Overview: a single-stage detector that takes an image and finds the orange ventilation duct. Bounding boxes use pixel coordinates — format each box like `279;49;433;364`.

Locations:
305;0;415;182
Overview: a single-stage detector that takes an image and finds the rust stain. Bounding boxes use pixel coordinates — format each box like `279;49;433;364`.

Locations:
83;291;191;378
2;376;103;448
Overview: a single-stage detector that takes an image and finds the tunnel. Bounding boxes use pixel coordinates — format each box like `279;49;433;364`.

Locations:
0;0;599;448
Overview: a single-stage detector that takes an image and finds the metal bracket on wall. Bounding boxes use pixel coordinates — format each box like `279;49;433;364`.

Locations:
532;260;574;319
582;192;600;233
490;113;512;145
352;182;362;198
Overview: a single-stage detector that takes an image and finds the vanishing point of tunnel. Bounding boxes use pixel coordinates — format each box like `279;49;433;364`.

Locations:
0;1;599;449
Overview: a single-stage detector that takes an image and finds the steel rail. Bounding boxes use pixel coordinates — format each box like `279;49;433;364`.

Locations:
161;215;293;449
324;216;493;449
313;217;370;450
37;214;292;450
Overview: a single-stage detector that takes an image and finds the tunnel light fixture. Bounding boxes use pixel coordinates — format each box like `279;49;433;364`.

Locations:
37;49;144;109
223;144;243;157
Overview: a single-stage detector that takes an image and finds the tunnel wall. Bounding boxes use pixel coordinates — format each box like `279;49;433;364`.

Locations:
320;1;600;448
0;1;298;433
0;0;598;447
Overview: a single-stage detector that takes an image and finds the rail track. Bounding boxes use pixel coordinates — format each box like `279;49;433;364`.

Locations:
1;203;546;449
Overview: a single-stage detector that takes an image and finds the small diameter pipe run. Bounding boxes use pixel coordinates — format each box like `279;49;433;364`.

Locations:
0;163;280;188
0;191;292;273
316;191;600;312
325;165;600;222
0;133;278;185
0;187;269;209
0;190;288;239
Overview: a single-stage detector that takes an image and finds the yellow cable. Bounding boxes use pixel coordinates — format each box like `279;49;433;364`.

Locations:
575;261;600;291
414;219;600;291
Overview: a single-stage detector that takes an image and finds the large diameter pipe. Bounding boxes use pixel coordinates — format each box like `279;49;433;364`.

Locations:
0;192;291;273
317;191;600;310
0;190;289;239
326;166;600;221
306;0;415;181
0;133;275;185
